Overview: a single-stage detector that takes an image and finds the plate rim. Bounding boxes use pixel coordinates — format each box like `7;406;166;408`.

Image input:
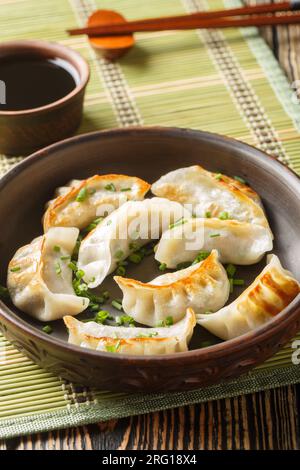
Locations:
1;125;300;365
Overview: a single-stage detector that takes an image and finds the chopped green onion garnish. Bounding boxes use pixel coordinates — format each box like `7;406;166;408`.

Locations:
0;285;9;299
193;251;211;264
75;269;85;280
209;233;221;238
53;245;61;252
159;263;167;271
137;332;159;338
105;340;121;353
95;310;112;324
72;236;82;260
176;261;192;270
111;300;123;311
68;261;77;272
10;266;20;272
115;249;124;259
84;217;104;232
116;315;135;326
89;188;96;195
129;253;142;264
169;217;187;230
205;211;212;218
121;187;131;192
219;211;229;220
233;279;245;286
102;291;110;300
226;264;237;279
76;187;88;202
215;173;223;181
129;241;139;251
77;283;88;293
60;255;70;261
105;183;116;192
55;262;62;275
116;265;126;276
229;278;234;294
42;325;52;335
156;316;174;327
90;303;100;312
234;176;247;185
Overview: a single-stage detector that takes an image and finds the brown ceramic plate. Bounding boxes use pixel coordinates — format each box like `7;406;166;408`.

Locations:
0;127;300;392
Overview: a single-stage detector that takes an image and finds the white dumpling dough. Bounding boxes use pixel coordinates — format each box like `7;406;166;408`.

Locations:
7;227;89;322
155;217;273;267
114;250;229;327
78;197;189;288
64;308;196;355
151;165;271;230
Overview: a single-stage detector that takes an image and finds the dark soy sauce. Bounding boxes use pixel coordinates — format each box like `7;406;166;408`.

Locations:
0;57;79;111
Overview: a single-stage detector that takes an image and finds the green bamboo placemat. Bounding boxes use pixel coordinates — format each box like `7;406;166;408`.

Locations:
1;0;300;439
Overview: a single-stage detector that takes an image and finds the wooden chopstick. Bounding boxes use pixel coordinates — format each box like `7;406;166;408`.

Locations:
67;1;300;36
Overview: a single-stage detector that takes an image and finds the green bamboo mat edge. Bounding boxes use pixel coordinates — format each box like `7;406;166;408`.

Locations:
2;0;300;439
226;0;300;131
1;365;299;439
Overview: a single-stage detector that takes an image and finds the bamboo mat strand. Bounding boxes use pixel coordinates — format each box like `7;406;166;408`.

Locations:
1;0;300;439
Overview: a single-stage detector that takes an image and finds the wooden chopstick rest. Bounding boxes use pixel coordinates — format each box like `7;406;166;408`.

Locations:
87;10;134;61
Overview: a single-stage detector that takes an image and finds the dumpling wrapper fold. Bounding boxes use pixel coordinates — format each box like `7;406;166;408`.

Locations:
7;227;89;322
151;165;271;231
155;218;273;267
114;250;229;327
197;255;300;340
64;308;196;355
43;174;150;231
78;197;190;288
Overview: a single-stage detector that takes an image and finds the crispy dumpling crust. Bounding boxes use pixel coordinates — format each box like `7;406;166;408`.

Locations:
114;250;229;326
43;174;150;231
64;308;196;355
151;165;271;230
197;255;300;340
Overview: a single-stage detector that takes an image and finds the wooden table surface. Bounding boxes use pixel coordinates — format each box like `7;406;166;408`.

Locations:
2;9;300;451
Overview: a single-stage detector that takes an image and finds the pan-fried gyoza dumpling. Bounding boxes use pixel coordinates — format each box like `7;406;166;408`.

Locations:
64;308;196;355
78;197;189;288
45;179;82;208
114;250;229;327
155;218;273;267
151;165;271;230
7;227;89;322
197;255;300;340
43;174;150;231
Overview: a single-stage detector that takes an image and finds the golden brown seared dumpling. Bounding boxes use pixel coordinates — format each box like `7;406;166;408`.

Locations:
114;250;229;327
197;255;300;340
43;174;150;231
64;308;196;355
7;227;89;322
151;165;271;231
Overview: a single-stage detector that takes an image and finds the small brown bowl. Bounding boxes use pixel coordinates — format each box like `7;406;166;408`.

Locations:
0;127;299;392
0;40;90;155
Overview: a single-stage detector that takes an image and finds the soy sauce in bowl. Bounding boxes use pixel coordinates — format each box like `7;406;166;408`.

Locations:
0;57;80;111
